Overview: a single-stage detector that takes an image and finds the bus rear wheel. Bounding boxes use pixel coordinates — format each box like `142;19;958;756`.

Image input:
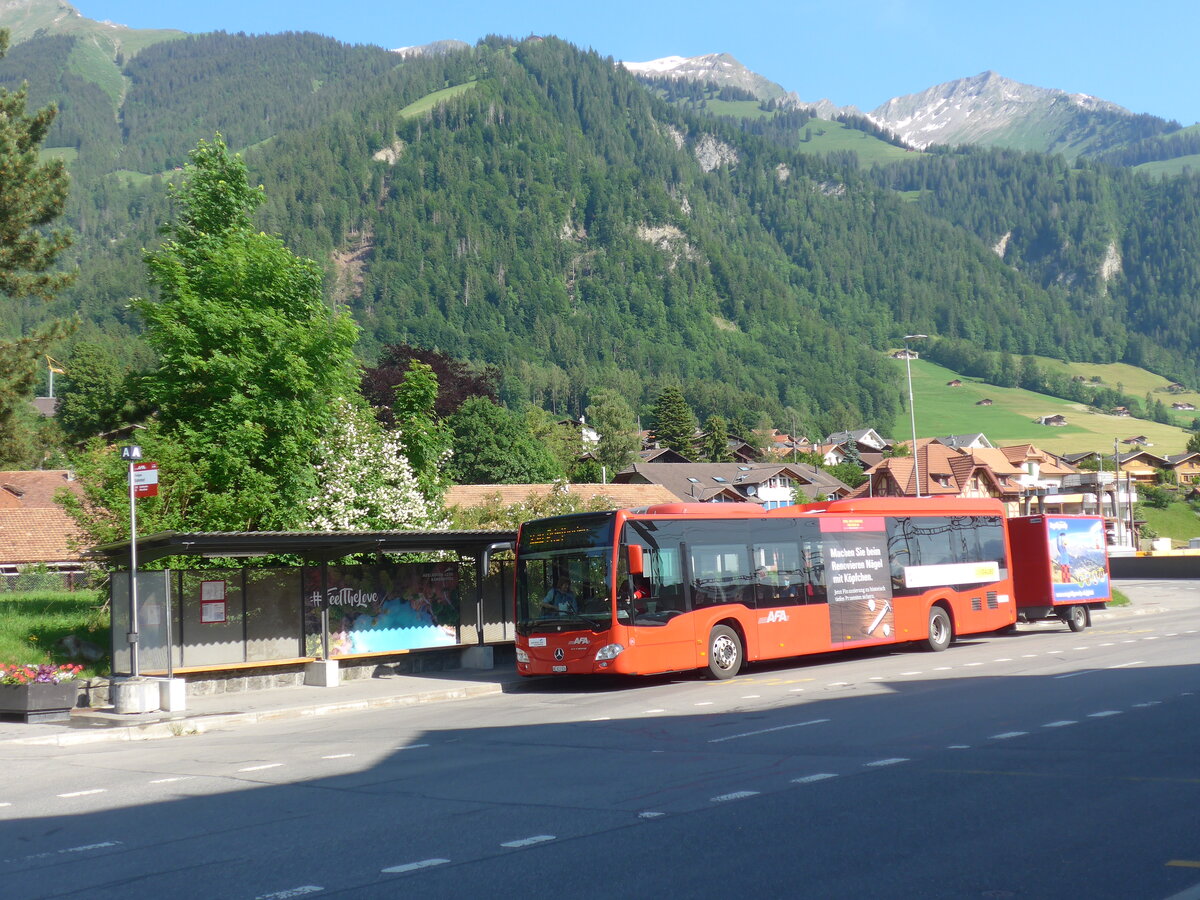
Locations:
924;606;952;652
1064;604;1089;632
707;625;742;679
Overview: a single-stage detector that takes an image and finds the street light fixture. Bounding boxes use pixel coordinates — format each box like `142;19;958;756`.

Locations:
904;335;927;498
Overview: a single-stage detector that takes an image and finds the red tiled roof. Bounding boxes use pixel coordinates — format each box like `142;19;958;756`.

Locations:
444;483;679;510
0;509;85;565
0;470;83;508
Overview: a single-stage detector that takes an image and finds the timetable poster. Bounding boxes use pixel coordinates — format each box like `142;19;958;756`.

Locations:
822;517;894;645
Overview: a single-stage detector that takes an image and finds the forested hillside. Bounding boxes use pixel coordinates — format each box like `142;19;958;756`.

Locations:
5;31;1200;436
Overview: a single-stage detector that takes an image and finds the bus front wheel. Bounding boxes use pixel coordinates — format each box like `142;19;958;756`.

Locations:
924;606;953;652
707;625;743;679
1064;604;1088;632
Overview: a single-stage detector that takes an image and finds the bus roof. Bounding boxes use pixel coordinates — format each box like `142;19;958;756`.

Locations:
626;497;1006;519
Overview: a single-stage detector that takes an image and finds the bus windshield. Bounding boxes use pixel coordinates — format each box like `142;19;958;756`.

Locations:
516;514;615;633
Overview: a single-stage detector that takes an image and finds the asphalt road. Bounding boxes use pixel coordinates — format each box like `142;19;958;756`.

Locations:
2;584;1198;900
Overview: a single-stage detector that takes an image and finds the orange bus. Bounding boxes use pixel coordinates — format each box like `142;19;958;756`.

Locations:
514;497;1016;679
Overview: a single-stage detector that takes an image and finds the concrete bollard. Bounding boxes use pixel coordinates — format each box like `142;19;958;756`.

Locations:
111;676;161;714
304;659;340;687
158;678;187;712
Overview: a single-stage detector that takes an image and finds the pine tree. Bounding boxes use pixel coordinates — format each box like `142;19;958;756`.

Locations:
651;385;698;457
701;415;732;462
0;28;75;465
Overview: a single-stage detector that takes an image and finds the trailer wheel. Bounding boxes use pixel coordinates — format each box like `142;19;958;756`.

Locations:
924;606;953;652
707;625;742;679
1065;604;1088;632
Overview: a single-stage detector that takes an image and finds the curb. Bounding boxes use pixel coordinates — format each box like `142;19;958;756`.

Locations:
2;680;508;748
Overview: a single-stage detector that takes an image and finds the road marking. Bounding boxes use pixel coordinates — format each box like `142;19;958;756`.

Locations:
694;701;713;706
866;758;908;767
1166;633;1178;637
590;716;610;721
3;841;122;865
1046;649;1064;654
57;789;105;798
501;835;555;848
994;658;1013;662
149;776;193;784
1043;720;1076;728
1021;654;1037;658
741;694;760;699
1054;670;1095;679
1088;710;1122;718
1167;860;1200;868
900;671;922;676
789;688;805;693
963;662;984;667
792;773;837;784
0;802;10;807
826;681;850;687
1099;642;1115;647
643;708;665;714
933;666;952;671
708;718;830;743
948;745;971;749
711;791;759;802
1122;640;1137;644
1072;647;1089;650
255;887;324;900
1143;636;1159;640
990;731;1028;740
869;676;884;681
238;763;283;772
394;743;430;751
638;811;665;818
1132;701;1162;708
1108;661;1144;669
321;754;353;759
381;858;450;874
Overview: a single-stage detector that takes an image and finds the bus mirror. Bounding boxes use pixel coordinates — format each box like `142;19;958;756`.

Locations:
627;544;644;576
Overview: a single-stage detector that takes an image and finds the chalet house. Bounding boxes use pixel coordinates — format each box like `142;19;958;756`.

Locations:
1121;436;1151;447
1115;450;1170;485
851;441;1022;512
637;447;692;464
1111;407;1131;417
613;462;851;507
826;428;891;453
975;398;994;406
1165;452;1200;485
946;379;963;387
936;433;995;451
0;470;86;585
891;349;918;360
1035;415;1068;426
1172;402;1196;411
1167;382;1186;393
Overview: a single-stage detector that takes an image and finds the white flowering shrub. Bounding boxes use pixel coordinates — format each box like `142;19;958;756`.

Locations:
308;398;447;531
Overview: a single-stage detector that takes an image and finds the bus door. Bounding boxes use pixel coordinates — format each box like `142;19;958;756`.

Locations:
684;521;756;657
750;519;830;658
621;521;698;673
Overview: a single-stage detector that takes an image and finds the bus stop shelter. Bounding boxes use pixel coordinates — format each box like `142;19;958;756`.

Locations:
91;530;516;680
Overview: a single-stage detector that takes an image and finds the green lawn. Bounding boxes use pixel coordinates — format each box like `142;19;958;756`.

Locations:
1135;153;1200;178
794;118;916;166
0;591;110;678
891;356;1191;455
1138;500;1200;547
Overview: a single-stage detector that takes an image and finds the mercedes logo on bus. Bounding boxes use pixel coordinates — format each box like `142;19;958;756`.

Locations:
554;648;565;660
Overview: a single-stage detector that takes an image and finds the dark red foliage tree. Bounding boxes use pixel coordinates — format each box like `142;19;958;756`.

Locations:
362;344;501;423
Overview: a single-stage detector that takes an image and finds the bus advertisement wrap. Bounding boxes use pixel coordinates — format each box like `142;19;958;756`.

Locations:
822;522;894;645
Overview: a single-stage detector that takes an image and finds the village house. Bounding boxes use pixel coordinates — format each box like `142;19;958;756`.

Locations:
1035;414;1068;426
613;462;850;507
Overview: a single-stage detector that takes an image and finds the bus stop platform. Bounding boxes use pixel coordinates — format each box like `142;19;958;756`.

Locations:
0;665;527;748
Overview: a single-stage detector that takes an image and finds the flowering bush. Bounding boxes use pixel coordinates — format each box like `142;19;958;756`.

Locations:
0;663;83;685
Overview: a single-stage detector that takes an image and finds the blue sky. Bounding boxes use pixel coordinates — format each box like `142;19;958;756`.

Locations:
74;0;1200;125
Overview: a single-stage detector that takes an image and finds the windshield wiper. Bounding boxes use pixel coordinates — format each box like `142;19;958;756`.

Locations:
526;612;603;631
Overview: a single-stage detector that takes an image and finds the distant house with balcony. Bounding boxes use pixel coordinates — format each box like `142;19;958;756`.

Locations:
1035;414;1068;426
612;462;850;507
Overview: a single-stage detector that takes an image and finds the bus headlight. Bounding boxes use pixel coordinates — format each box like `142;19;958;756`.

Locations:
515;647;529;663
594;643;624;661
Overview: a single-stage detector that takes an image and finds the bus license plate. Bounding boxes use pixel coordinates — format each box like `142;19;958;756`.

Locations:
552;665;567;672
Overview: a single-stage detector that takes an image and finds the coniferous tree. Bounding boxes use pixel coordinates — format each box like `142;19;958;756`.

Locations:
701;415;732;462
651;385;698;457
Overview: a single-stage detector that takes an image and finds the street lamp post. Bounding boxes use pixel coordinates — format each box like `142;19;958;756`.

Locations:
904;334;927;498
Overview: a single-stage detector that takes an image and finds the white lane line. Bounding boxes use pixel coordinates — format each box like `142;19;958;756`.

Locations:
708;718;830;744
4;841;122;864
964;662;984;667
994;658;1013;662
933;666;952;671
321;754;353;760
826;682;850;687
900;671;922;676
789;688;805;693
1122;640;1137;644
1108;661;1144;669
501;835;555;848
1088;710;1122;718
1073;647;1089;650
57;789;106;798
694;701;714;706
1054;670;1095;679
638;811;665;818
381;858;450;874
792;773;838;784
1099;642;1115;647
643;708;665;714
590;716;611;721
1166;633;1178;637
865;758;908;768
238;763;283;772
149;776;193;784
990;731;1028;740
255;886;324;900
1046;650;1064;654
711;791;760;802
741;694;761;699
0;802;10;807
1143;636;1159;641
948;745;971;749
1021;654;1037;658
393;743;430;751
1132;701;1162;708
1043;720;1077;728
869;676;884;681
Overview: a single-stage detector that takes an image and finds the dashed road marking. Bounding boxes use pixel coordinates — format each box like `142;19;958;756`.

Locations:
964;662;984;667
255;886;324;900
1043;720;1076;728
638;811;665;818
394;743;430;751
238;763;283;772
1088;710;1122;718
1133;701;1162;708
149;776;193;784
948;745;971;749
741;694;760;699
694;701;713;706
643;708;665;714
865;758;908;768
994;658;1013;662
792;773;838;784
590;716;610;721
990;731;1028;740
711;791;759;802
933;666;952;671
381;858;450;874
501;835;555;848
900;671;922;676
57;789;105;798
1108;661;1144;669
708;718;829;744
321;754;353;759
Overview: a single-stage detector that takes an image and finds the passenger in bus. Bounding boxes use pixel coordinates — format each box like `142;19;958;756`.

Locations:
541;576;578;615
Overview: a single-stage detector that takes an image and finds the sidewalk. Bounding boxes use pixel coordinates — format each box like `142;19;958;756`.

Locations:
0;666;527;748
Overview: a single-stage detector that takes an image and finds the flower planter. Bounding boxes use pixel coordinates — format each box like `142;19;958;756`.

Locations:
0;681;79;724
